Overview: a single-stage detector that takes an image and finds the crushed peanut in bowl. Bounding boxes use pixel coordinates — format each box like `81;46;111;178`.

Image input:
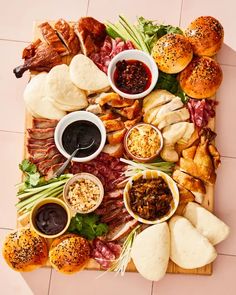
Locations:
63;173;104;213
125;123;163;161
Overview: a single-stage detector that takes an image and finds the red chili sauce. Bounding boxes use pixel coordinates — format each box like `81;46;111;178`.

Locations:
113;59;152;94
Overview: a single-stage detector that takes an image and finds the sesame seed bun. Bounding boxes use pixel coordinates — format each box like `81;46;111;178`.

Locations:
49;233;91;274
185;16;224;57
179;56;223;99
2;228;48;272
152;34;193;74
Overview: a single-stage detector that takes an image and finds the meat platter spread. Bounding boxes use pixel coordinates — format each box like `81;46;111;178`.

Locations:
2;15;230;280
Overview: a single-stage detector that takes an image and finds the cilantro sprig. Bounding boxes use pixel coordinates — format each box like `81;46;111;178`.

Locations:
68;213;109;240
19;159;40;189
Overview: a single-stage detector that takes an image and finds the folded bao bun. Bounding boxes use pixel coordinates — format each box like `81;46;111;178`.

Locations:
185;16;224;57
46;64;88;111
69;54;110;92
131;223;170;281
49;233;91;274
152;34;193;74
2;228;48;272
179;56;223;99
169;216;217;269
184;202;230;245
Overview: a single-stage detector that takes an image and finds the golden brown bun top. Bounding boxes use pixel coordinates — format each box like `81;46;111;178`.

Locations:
152;34;193;74
179;56;223;99
49;233;91;274
2;228;48;272
185;16;224;56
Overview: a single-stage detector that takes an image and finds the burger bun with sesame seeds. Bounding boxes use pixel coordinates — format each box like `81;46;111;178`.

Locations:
49;233;91;274
185;16;224;57
179;56;223;99
151;34;193;74
2;228;48;272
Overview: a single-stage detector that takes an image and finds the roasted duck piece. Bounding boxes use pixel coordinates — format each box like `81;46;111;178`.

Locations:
13;41;62;78
179;128;220;184
74;17;106;56
38;22;69;55
54;19;80;55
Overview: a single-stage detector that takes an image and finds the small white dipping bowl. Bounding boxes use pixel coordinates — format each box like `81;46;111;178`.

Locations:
107;49;159;99
54;111;106;162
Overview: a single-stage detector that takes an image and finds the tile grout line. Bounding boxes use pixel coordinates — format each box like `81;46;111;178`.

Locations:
0;227;14;231
178;0;184;27
219;63;236;68
221;155;236;159
86;0;90;16
151;281;154;295
218;253;236;257
0;129;24;135
0;38;29;44
47;267;53;295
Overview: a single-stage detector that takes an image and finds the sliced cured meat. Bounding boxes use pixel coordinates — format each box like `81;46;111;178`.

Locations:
103;189;123;200
54;18;80;55
90;36;135;73
27;127;55;139
106;242;121;258
91;249;111;269
187;98;217;129
93;238;116;261
28;137;55;146
74;17;106;56
32;118;58;129
38;22;69;56
37;154;65;175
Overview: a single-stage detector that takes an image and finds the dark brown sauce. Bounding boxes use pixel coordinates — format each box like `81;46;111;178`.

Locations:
62;120;101;158
35;203;68;235
114;59;152;94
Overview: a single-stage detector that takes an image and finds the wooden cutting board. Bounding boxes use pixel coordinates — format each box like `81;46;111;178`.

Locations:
20;20;216;275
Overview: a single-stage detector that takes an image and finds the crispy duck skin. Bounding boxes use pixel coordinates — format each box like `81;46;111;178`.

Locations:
38;22;69;55
13;42;62;78
37;154;65;175
74;17;106;56
29;145;59;164
32;118;58;129
54;19;80;55
27;127;55;140
28;137;54;146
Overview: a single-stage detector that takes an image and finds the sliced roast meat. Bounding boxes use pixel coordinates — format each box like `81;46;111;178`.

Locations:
93;238;116;260
108;213;133;228
27;142;54;150
27;127;55;140
106;219;139;241
103;189;123;200
32;118;58;129
100;208;124;223
28;137;55;146
44;163;65;181
37;154;64;175
29;145;58;163
91;249;111;269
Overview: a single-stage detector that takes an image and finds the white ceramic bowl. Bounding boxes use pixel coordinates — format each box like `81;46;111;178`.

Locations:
123;170;179;224
107;49;159;99
54;111;106;162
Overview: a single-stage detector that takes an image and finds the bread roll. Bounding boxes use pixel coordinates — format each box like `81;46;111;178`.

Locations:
169;216;217;269
152;34;193;74
185;16;224;57
179;56;222;99
2;228;48;272
131;223;170;281
49;233;90;274
184;202;230;245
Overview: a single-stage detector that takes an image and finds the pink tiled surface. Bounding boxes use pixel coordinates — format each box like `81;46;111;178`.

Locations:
0;0;236;294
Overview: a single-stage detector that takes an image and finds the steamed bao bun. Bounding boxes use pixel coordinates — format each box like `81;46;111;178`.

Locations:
152;34;193;74
185;16;224;57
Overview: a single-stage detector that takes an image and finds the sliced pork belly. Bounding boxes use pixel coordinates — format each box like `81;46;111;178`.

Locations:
27;127;55;139
55;19;80;55
32;118;58;129
37;154;65;175
38;22;69;56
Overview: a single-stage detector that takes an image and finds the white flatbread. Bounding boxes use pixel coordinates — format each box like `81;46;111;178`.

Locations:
69;54;110;91
169;215;217;269
46;64;88;109
184;202;230;245
24;73;66;120
131;223;170;281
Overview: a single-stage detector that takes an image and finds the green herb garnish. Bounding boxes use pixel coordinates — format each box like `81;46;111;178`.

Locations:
19;159;40;188
68;213;109;240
